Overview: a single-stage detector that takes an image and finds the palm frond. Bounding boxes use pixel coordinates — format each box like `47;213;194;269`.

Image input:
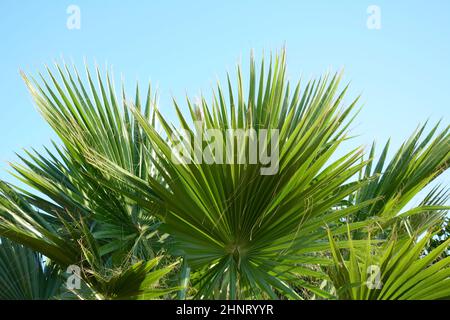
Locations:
0;237;63;300
82;51;376;299
327;228;450;300
18;64;164;261
0;181;177;300
352;124;449;235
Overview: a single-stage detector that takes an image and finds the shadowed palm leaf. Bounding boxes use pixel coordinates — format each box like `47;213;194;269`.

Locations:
0;181;178;300
0;237;62;300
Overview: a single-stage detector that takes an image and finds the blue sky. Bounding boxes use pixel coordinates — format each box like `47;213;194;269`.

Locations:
0;1;449;192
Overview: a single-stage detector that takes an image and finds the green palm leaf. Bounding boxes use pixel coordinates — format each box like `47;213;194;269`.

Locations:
0;49;446;300
81;51;377;299
0;181;178;300
327;228;450;300
18;64;164;261
0;237;63;300
351;124;450;237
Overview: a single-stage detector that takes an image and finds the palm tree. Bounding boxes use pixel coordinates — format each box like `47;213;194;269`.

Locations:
0;50;448;299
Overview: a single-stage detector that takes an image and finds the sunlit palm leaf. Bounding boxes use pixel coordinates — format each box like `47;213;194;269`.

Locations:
351;124;450;236
327;228;450;300
18;64;164;261
83;51;377;299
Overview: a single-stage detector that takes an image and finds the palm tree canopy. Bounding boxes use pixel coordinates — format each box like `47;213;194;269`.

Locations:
0;50;448;300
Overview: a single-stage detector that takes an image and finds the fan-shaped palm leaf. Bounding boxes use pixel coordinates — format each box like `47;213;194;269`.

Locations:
0;182;178;300
351;124;450;237
327;228;450;300
18;64;164;260
82;52;380;299
0;237;62;300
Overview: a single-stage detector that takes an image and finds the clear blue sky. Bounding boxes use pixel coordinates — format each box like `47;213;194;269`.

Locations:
0;1;449;193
